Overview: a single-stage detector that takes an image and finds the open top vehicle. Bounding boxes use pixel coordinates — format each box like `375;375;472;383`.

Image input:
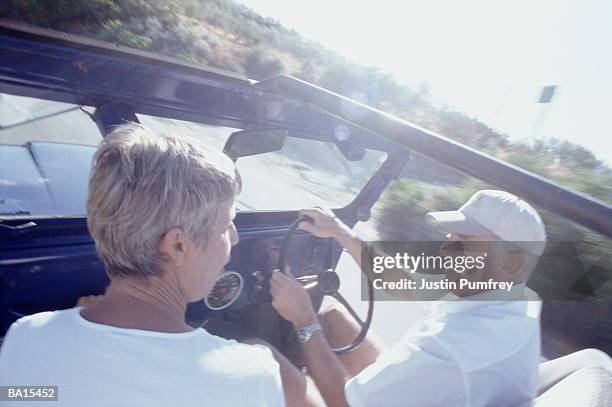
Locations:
0;18;611;406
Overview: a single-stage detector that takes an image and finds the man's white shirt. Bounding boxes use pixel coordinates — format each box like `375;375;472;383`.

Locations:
0;307;285;407
345;286;541;407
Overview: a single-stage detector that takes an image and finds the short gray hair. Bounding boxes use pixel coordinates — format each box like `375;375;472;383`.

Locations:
87;123;241;278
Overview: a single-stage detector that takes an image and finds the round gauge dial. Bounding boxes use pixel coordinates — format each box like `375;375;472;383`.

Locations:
205;271;244;311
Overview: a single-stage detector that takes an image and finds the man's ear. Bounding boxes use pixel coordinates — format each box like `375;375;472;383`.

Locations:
502;251;525;278
159;228;187;267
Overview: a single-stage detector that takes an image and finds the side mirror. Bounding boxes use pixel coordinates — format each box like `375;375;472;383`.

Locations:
223;129;287;162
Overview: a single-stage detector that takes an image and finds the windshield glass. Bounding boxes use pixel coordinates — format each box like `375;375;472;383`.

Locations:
0;93;100;216
139;115;387;211
236;137;386;210
0;100;386;217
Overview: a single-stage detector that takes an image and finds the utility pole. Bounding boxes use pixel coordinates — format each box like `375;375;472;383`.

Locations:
529;84;558;138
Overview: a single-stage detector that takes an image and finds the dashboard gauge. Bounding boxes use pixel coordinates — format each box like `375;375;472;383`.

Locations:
205;271;244;311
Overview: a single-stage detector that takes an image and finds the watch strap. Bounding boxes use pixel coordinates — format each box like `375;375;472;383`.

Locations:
296;323;322;343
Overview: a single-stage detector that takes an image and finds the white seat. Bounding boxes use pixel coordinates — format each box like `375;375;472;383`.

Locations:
536;349;612;407
535;366;612;407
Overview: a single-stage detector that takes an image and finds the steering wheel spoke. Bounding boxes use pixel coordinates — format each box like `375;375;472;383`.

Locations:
331;292;366;327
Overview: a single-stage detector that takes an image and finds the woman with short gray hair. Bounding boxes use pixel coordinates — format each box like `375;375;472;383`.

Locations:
0;124;285;406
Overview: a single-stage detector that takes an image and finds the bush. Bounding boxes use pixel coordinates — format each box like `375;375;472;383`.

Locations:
243;47;284;79
376;181;444;241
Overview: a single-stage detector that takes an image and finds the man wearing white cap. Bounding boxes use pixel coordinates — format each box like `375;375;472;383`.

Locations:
269;190;547;407
427;189;547;259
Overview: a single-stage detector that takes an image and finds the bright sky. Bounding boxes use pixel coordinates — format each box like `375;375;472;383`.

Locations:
238;0;612;166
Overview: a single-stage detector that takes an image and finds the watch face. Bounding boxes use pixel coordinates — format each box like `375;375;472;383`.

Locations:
297;324;321;343
298;331;310;343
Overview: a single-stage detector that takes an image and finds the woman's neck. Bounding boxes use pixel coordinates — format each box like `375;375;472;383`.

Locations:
80;276;192;333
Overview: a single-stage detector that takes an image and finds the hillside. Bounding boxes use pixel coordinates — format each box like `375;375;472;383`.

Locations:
2;0;611;204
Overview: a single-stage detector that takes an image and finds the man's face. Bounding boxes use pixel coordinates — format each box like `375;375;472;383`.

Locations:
440;233;527;297
181;201;239;302
440;233;496;296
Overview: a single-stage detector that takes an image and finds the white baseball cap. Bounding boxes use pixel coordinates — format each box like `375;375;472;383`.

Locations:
426;190;547;256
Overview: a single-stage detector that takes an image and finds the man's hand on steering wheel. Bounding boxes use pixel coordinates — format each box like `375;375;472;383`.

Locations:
270;271;318;329
297;207;350;239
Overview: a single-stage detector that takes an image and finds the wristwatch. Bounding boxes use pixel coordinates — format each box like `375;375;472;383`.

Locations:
296;323;322;343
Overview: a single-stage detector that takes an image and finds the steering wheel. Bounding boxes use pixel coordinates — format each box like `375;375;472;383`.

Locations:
278;216;374;354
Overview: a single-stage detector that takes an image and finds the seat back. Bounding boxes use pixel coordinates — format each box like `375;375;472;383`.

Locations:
536;360;612;407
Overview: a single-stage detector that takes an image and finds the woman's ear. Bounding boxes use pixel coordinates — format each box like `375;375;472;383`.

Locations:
159;228;187;267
